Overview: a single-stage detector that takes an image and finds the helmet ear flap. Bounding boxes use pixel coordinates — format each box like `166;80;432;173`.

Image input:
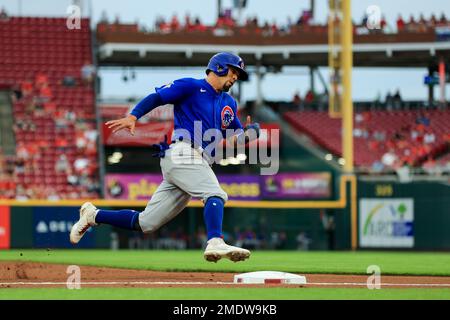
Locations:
215;63;228;76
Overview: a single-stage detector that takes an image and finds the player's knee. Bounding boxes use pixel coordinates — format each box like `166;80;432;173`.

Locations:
205;196;225;207
140;223;160;234
205;191;228;203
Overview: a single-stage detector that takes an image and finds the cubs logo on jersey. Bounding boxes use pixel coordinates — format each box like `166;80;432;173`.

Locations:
221;105;234;130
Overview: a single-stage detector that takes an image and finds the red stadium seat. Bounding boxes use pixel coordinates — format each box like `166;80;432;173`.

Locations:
0;17;99;199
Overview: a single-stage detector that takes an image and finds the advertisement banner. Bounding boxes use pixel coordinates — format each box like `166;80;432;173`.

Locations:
359;198;414;248
215;175;261;201
105;173;330;201
102;121;173;147
33;207;95;248
105;174;261;201
105;174;163;200
436;26;450;41
0;206;10;249
261;173;331;199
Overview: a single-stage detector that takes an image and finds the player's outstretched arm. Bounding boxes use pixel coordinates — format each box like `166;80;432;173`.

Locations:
106;114;137;135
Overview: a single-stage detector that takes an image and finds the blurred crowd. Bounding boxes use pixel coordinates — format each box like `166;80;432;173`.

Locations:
359;112;450;176
0;66;100;200
116;225;312;251
97;9;449;36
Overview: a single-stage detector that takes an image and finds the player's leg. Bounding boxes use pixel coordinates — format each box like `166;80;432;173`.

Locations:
70;180;191;244
69;203;141;244
164;148;250;262
138;180;191;233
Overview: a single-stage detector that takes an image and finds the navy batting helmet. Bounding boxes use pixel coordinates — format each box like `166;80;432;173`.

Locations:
206;52;248;81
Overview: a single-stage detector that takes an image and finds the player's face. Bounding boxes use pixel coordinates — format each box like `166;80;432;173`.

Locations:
221;67;239;92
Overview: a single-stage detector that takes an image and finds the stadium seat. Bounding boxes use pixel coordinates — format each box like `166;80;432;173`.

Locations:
0;17;99;199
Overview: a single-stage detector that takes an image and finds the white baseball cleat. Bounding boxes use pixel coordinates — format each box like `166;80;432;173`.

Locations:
203;237;251;263
70;202;98;244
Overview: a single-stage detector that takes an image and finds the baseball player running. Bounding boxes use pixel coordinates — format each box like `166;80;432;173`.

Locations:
70;52;260;262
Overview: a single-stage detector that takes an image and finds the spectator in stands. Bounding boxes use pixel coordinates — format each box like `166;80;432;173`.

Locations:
154;16;165;32
74;157;90;176
296;231;311;250
55;137;69;152
396;14;405;32
424;131;436;144
194;227;208;248
393;89;402;109
55;110;69;130
75;130;88;151
0;6;8;20
15;185;29;201
62;75;77;87
35;73;48;89
292;91;302;110
193;16;206;32
361;13;368;28
0;172;15;199
100;10;108;24
385;91;394;110
297;10;312;27
406;14;418;32
304;89;315;106
46;187;61;201
81;61;96;85
55;154;69;173
321;210;336;250
170;14;180;31
270;231;287;249
423;156;442;176
371;160;385;173
381;149;398;168
419;14;427;26
20;80;33;97
43;102;57;115
416;113;430;126
429;14;438;28
439;13;448;26
10;84;23;102
380;14;388;32
270;20;279;35
443;133;450;143
184;12;192;31
114;14;120;25
37;83;52;104
16;142;30;162
417;14;428;32
396;161;413;183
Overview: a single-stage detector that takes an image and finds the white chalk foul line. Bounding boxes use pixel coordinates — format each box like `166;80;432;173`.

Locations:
0;281;450;287
308;282;450;287
0;281;234;286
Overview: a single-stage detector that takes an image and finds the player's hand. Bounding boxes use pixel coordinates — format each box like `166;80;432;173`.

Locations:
245;115;252;127
106;115;137;135
244;115;260;139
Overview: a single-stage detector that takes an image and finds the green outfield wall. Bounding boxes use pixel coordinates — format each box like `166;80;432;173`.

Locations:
0;179;448;250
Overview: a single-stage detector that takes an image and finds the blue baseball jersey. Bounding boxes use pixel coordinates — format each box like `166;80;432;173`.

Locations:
155;78;243;150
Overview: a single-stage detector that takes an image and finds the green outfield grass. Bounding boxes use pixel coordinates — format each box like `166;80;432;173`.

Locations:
1;249;449;300
0;249;449;276
1;288;450;300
